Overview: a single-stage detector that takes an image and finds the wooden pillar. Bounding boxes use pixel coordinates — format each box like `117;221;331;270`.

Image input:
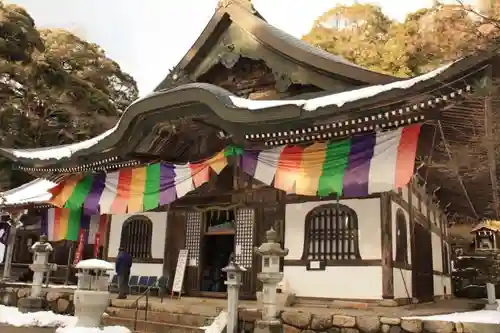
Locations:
380;192;394;299
409;181;416;298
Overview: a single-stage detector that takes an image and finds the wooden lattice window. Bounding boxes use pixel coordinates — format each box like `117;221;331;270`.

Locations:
186;211;202;266
120;215;152;259
302;204;361;261
395;209;408;264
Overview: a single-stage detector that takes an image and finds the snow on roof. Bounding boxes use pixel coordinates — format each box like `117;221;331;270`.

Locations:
0;178;56;206
75;258;114;271
229;61;454;111
0;61;455;163
2;125;119;161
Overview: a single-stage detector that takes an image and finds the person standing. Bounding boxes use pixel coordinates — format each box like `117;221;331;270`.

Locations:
115;247;132;299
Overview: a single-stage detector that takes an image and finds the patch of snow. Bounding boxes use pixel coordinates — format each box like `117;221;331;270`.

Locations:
303;62;454;111
404;309;500;324
227;62;454;112
56;326;131;333
0;179;56;205
3;124;119;161
228;96;307;110
0;305;130;332
0;60;456;161
0;305;77;327
201;311;227;333
6;281;77;289
75;259;114;271
31;241;53;251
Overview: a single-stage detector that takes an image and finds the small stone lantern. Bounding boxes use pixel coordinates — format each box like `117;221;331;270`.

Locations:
222;253;246;333
74;259;114;327
18;235;53;313
254;227;288;325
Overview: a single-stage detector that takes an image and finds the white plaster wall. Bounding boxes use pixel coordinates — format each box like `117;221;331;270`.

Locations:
107;211;167;277
443;276;451;295
412;193;419;209
393;268;412;299
285;199;381;261
433;275;451;296
284;266;382;299
432;233;443;273
284;198;382;299
127;263;164;278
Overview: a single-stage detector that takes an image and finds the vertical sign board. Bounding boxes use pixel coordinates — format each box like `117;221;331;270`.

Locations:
171;249;188;299
94;233;101;258
73;229;86;266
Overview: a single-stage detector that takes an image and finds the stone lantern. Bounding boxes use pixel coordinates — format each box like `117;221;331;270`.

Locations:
74;259;114;327
222;253;246;333
254;227;288;327
18;234;54;313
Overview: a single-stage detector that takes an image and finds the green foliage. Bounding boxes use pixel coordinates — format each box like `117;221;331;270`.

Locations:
0;2;139;150
0;1;139;189
303;3;489;77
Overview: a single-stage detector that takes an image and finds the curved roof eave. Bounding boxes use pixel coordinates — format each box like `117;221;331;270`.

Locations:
0;178;56;206
155;1;398;91
0;53;490;168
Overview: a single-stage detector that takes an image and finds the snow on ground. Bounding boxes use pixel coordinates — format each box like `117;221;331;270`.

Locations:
0;305;77;327
0;305;130;333
201;310;227;333
404;306;500;324
6;281;77;289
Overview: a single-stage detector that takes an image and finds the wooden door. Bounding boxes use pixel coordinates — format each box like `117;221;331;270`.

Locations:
412;221;434;302
254;204;285;292
164;211;187;280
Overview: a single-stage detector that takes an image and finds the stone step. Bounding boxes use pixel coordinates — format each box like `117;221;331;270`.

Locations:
109;299;223;317
104;316;205;333
107;307;214;327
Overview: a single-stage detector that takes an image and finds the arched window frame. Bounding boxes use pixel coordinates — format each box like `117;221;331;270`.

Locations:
301;204;361;262
395;209;409;265
120;215;153;260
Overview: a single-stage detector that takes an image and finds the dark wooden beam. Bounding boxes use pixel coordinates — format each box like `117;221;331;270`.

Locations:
380;192;394;299
483;65;499;219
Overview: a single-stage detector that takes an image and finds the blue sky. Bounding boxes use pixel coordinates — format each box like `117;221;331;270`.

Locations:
6;0;474;95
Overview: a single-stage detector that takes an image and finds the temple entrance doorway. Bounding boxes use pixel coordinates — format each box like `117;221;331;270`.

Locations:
199;209;235;297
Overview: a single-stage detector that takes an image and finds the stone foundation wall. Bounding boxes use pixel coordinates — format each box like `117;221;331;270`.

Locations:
0;286;74;315
239;309;499;333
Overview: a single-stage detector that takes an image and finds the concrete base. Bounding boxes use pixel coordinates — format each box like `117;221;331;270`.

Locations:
484;301;498;310
253;319;282;333
74;290;110;328
17;296;45;313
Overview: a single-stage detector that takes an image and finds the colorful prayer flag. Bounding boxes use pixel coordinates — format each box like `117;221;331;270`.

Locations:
240;124;421;197
46;126;420;213
41;207;83;241
49;147;234;215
